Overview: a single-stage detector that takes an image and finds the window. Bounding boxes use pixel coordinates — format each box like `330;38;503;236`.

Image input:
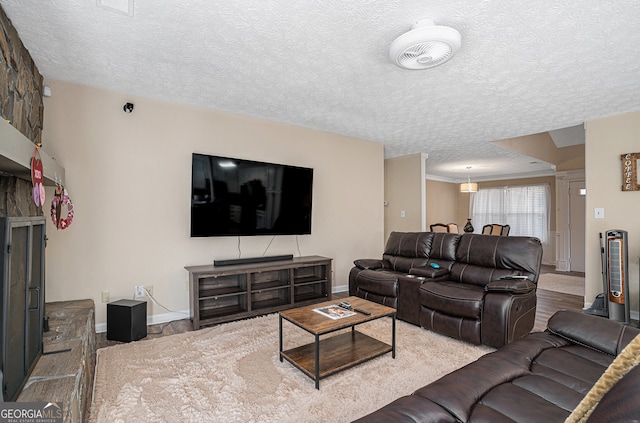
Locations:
471;184;550;243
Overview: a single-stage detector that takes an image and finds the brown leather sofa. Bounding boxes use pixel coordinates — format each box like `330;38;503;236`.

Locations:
349;231;543;348
353;310;640;422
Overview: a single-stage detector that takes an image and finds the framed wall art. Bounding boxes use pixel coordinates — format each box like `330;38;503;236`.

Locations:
621;152;640;191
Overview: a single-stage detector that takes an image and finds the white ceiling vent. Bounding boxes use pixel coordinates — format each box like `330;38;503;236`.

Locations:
390;19;461;70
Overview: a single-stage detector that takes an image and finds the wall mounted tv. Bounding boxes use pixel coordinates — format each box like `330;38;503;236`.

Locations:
191;153;313;237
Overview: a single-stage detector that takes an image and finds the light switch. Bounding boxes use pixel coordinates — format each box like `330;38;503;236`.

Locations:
400;210;406;218
594;208;604;219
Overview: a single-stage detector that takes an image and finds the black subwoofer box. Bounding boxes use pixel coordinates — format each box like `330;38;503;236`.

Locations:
107;299;147;342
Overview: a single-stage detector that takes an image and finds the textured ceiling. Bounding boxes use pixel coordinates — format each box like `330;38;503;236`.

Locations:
2;0;639;181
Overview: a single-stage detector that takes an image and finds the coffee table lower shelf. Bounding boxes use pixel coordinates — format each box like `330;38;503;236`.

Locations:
280;330;393;388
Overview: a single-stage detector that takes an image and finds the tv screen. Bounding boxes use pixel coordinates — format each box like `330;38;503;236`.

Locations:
191;153;313;237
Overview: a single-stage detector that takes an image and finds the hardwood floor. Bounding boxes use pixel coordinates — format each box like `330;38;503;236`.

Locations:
532;288;583;332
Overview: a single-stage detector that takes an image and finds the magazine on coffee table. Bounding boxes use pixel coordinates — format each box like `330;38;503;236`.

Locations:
313;305;356;320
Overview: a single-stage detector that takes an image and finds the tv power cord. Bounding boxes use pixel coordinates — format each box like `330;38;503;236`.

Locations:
132;287;190;334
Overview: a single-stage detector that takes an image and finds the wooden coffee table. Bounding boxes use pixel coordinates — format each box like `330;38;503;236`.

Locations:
279;296;396;389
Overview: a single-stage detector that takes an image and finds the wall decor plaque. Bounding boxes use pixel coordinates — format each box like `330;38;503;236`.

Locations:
621;152;640;191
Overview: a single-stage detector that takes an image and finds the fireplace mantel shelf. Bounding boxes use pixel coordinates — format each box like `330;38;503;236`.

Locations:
0;118;65;186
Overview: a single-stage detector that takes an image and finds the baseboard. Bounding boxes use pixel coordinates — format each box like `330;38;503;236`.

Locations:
582;302;639;323
95;309;190;333
96;289;350;333
333;284;348;294
555;260;569;272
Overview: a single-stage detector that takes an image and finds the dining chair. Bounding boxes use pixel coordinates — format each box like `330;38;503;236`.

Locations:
430;223;449;233
482;224;510;236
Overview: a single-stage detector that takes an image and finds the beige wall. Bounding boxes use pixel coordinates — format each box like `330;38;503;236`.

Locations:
557;144;586;171
493;132;585;172
493;133;558;164
425;180;460;230
41;80;385;328
384;153;425;240
585;111;640;314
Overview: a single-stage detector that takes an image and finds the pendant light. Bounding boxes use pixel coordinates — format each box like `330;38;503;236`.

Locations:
459;166;478;193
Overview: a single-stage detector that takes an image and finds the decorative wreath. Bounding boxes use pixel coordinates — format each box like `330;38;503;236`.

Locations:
51;188;74;230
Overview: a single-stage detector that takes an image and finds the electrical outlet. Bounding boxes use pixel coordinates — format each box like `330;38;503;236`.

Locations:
134;285;145;298
594;208;605;219
144;285;153;297
101;291;110;303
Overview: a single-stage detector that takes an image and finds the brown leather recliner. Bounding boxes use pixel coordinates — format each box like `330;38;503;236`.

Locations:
350;232;542;348
419;234;542;348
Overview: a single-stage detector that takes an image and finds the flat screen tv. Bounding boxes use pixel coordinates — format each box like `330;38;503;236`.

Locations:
191;153;313;237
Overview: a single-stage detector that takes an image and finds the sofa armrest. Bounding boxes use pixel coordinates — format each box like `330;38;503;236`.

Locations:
482;289;537;348
353;259;386;270
485;279;536;294
409;266;449;278
547;310;640;356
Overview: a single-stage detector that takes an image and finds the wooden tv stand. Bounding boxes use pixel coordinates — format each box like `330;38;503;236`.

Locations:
186;255;332;330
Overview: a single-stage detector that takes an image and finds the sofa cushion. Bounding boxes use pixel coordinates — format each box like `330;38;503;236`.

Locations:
384;231;434;257
351;395;456;423
420;281;484;319
412;354;532;422
428;232;460;261
382;232;434;273
411;330;613;423
454;234;542;283
477;382;575;422
355;269;399;298
420;309;482;345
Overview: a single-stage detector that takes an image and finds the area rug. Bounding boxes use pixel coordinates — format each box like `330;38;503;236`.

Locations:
90;313;493;422
537;273;585;296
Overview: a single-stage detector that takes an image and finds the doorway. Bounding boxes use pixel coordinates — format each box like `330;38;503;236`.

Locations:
568;180;586;272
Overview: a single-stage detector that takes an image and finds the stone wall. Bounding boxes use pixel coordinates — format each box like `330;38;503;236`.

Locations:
0;175;41;217
0;5;44;218
18;300;97;423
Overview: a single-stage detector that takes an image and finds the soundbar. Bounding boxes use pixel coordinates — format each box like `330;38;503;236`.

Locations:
214;254;294;267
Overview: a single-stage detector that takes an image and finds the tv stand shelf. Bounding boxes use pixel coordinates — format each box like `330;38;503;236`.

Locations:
186;255;332;330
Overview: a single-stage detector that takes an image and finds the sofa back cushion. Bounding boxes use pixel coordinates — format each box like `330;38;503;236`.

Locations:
382;232;434;273
450;234;543;287
427;233;461;270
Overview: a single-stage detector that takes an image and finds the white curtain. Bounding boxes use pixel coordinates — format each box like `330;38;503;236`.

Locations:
470;184;550;244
